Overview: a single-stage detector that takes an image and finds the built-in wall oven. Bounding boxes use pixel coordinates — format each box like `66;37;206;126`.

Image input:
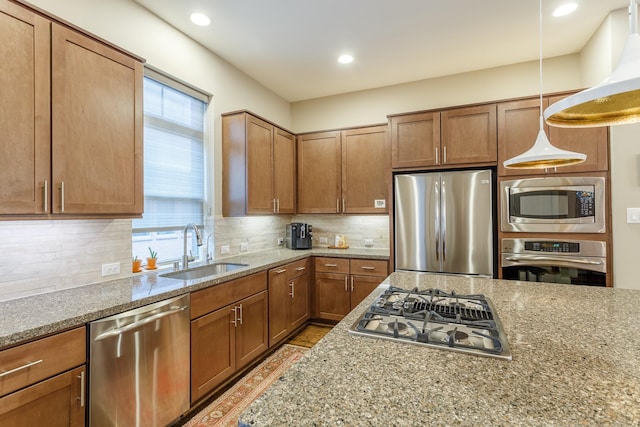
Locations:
500;176;605;233
501;238;606;287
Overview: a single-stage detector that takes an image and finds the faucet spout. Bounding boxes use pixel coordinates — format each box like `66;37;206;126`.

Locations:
182;224;203;269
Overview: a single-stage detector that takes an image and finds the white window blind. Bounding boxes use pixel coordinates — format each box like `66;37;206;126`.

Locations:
132;73;208;232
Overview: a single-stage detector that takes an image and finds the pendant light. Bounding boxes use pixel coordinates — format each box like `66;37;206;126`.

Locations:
544;0;640;127
504;0;586;169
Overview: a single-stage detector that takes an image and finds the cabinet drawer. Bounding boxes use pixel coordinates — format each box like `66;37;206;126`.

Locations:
286;259;309;280
315;257;349;274
0;327;86;398
191;271;268;319
350;259;388;277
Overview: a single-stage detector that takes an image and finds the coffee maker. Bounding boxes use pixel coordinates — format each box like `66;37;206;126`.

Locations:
285;223;313;250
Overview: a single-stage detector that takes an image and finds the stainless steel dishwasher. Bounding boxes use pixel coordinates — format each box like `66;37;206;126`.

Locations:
89;294;190;426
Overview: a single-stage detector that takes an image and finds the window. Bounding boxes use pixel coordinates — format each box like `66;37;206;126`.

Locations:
132;69;209;264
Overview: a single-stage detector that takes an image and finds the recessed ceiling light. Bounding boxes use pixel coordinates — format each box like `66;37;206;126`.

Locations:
338;54;353;64
190;12;211;26
553;3;577;17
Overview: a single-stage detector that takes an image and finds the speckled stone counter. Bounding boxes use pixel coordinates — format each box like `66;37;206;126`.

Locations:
0;247;388;349
239;272;640;426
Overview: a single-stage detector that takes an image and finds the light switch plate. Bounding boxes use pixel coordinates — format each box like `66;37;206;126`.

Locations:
364;239;374;247
627;207;640;223
221;245;230;254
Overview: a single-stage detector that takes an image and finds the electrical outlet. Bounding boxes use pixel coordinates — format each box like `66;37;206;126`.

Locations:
221;245;230;254
319;237;328;244
101;262;120;277
364;239;374;248
240;242;249;252
277;238;285;246
374;199;386;209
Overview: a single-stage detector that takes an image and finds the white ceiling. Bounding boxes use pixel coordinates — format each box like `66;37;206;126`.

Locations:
132;0;629;102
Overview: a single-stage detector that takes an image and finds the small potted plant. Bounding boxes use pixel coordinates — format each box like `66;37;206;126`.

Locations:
146;247;158;270
132;255;142;273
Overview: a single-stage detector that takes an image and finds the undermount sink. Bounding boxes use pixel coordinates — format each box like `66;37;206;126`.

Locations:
160;262;249;281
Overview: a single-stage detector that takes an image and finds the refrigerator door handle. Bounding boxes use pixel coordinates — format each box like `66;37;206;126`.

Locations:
441;179;446;263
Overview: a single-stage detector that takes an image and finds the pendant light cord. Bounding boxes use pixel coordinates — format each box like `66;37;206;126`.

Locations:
538;0;544;131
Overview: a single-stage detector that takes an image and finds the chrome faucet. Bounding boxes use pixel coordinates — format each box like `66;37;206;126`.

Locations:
182;224;203;269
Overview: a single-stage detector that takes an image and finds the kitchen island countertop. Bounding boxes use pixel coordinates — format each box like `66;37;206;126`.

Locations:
239;272;640;426
0;247;388;349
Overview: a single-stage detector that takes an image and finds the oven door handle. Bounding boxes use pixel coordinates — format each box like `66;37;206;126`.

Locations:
504;255;603;266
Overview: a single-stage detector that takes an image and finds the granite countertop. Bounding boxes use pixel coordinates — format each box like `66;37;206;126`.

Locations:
0;247;388;349
239;272;640;426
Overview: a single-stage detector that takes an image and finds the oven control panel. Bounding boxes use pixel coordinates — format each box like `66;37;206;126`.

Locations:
524;241;580;253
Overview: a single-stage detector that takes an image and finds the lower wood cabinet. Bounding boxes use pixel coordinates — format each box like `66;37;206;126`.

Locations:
315;257;388;321
190;272;268;403
268;258;310;347
0;327;86;426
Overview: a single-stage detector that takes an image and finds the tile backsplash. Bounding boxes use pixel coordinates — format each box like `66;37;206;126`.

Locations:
0;214;389;301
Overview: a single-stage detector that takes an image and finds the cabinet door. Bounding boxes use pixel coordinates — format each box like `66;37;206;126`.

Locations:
246;115;275;214
268;266;290;347
497;98;548;177
390;112;440;169
315;272;350;321
289;272;310;331
190;306;236;403
0;366;85;427
51;24;143;215
342;125;390;213
350;275;384;310
441;104;497;165
297;131;342;213
235;291;268;370
0;1;50;215
546;94;609;172
273;128;296;214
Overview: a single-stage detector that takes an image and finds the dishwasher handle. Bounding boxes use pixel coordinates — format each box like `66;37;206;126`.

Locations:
94;305;188;341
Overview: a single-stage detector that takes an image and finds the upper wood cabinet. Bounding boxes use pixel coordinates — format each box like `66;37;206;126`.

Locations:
390;104;497;170
222;111;296;216
51;24;143;215
297;125;390;214
0;0;144;217
497;95;609;177
0;0;50;215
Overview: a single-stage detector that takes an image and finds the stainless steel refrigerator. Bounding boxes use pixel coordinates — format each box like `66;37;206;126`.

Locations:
394;169;494;276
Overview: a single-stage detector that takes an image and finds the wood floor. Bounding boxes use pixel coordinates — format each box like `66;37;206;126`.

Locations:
286;323;333;348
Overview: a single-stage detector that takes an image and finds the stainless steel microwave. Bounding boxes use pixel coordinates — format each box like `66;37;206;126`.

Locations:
500;176;606;233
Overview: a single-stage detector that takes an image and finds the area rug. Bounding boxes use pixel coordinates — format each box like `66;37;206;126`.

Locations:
184;344;308;427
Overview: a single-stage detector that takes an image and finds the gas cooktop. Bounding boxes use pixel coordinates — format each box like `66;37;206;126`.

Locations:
348;286;512;360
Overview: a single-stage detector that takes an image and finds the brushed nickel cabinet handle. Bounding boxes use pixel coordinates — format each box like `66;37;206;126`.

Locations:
324;263;338;267
350;276;354;292
344;276;348;291
60;181;65;212
272;198;277;213
360;266;376;270
295;266;306;271
238;304;243;325
78;370;85;407
275;268;287;274
342;199;345;213
435;147;439;164
231;306;238;327
289;281;295;298
0;359;43;378
443;146;447;164
276;198;280;213
42;180;48;212
336;199;340;213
